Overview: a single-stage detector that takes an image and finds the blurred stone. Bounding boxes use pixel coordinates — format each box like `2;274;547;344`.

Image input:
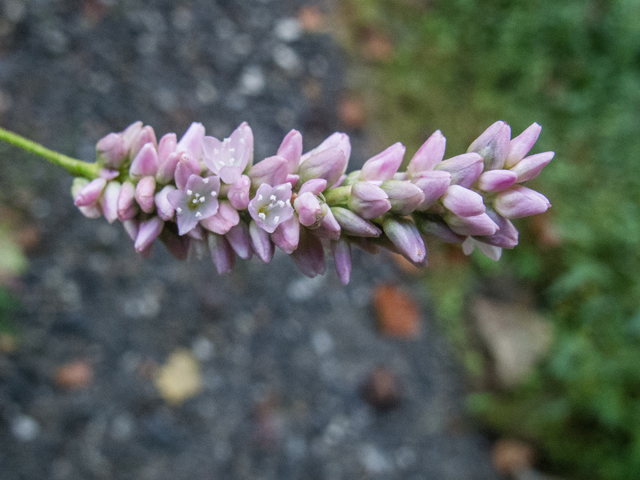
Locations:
54;359;94;390
472;297;552;388
11;415;39;442
361;366;402;411
274;18;302;42
154;349;202;405
492;439;535;476
0;333;18;353
372;284;420;338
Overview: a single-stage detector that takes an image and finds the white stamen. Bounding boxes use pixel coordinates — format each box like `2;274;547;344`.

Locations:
240;138;245;144
200;197;206;203
270;195;277;202
277;200;285;208
214;149;219;155
258;212;266;221
257;194;263;201
176;207;182;213
229;148;235;153
211;191;217;196
187;190;193;195
277;185;286;191
195;212;202;218
194;193;200;198
285;199;291;207
203;178;209;184
274;215;280;223
192;199;199;204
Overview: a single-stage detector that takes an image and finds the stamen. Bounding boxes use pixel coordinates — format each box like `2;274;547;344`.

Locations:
195;212;202;218
270;195;277;202
176;207;182;213
203;178;209;184
274;215;280;223
258;212;266;221
187;190;193;195
257;194;263;201
192;199;199;204
277;200;285;208
285;199;291;207
211;191;217;196
200;197;206;203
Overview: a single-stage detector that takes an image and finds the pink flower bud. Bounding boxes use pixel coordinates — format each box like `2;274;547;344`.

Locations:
414;215;465;243
200;201;240;234
348;182;391;219
298;178;327;196
331;207;381;237
249;219;275;263
159;226;190;260
407;130;446;176
123;219;139;241
277;129;303;174
380;180;425;215
134;176;155;214
462;237;502;261
225;222;253;259
208;233;235;274
510;151;554;183
382;217;427;263
441;185;486;217
444;212;499;236
158;133;177;164
101;181;121;223
74;177;107;207
130;126;157;159
129;143;159;179
271;215;300;254
117;181;138;221
467;121;511;170
121;121;143;151
294;192;323;226
300;132;350;164
493;185;551;219
248;156;289;190
155;185;176;221
505;123;542;168
331;239;351;285
286;174;299;187
434;153;484;188
474;209;519;248
291;229;326;278
174;153;201;190
477;170;517;192
96;133;127;169
311;207;341;241
298;147;348;187
156;151;180;185
134;216;164;253
359;142;405;181
411;170;452;210
228;175;251;210
177;122;205;159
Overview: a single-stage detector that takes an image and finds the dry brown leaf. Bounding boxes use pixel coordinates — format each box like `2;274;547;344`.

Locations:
492;439;535;475
372;284;420;338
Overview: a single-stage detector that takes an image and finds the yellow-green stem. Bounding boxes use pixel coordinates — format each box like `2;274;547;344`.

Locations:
0;127;100;179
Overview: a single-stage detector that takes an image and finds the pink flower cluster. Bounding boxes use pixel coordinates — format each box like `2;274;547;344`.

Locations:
72;120;553;284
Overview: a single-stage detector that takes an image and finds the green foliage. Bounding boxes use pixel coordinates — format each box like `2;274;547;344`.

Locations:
342;0;640;478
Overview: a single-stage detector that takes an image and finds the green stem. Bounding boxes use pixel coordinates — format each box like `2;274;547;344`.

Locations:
0;127;100;179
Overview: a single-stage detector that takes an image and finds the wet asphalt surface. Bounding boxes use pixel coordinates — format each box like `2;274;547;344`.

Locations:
0;1;499;479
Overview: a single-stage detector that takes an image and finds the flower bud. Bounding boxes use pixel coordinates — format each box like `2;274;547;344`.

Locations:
462;237;502;261
300;132;350;164
331;207;381;237
359;142;405;181
228;175;251;210
115;181;137;221
298;178;327;196
291;229;325;278
174;153;201;190
474;208;519;248
277;129;303;174
134;176;156;213
410;170;452;210
382;217;426;263
493;185;551;219
121;121;143;152
477;170;517;192
467;121;511;170
155;185;176;221
159;225;190;260
177;122;205;160
129;143;159;179
101;181;121;223
298;147;348;187
130;126;157;159
226;222;253;259
294;192;324;226
207;233;235;274
248;156;288;190
286;174;299;187
348;182;391;219
434;153;484;188
443;211;499;236
380;180;425;215
441;185;485;217
134;216;164;253
509;151;554;183
157;132;177;164
505;123;541;168
331;239;352;285
96;133;127;169
123;219;139;241
271;215;300;254
311;207;341;241
407;130;446;176
249;219;275;263
156;151;180;185
414;215;466;243
200;201;240;234
74;177;106;207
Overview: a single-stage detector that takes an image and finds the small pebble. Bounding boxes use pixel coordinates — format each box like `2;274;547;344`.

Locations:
361;366;402;411
11;414;40;441
273;18;302;42
54;359;94;390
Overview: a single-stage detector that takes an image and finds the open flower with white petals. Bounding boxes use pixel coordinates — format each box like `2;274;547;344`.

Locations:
202;122;253;184
248;183;294;233
167;174;221;235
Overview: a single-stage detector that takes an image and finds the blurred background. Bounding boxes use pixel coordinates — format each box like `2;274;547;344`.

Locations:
0;0;638;479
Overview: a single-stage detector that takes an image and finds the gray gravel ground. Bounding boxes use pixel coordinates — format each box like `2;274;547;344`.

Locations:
0;1;499;479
